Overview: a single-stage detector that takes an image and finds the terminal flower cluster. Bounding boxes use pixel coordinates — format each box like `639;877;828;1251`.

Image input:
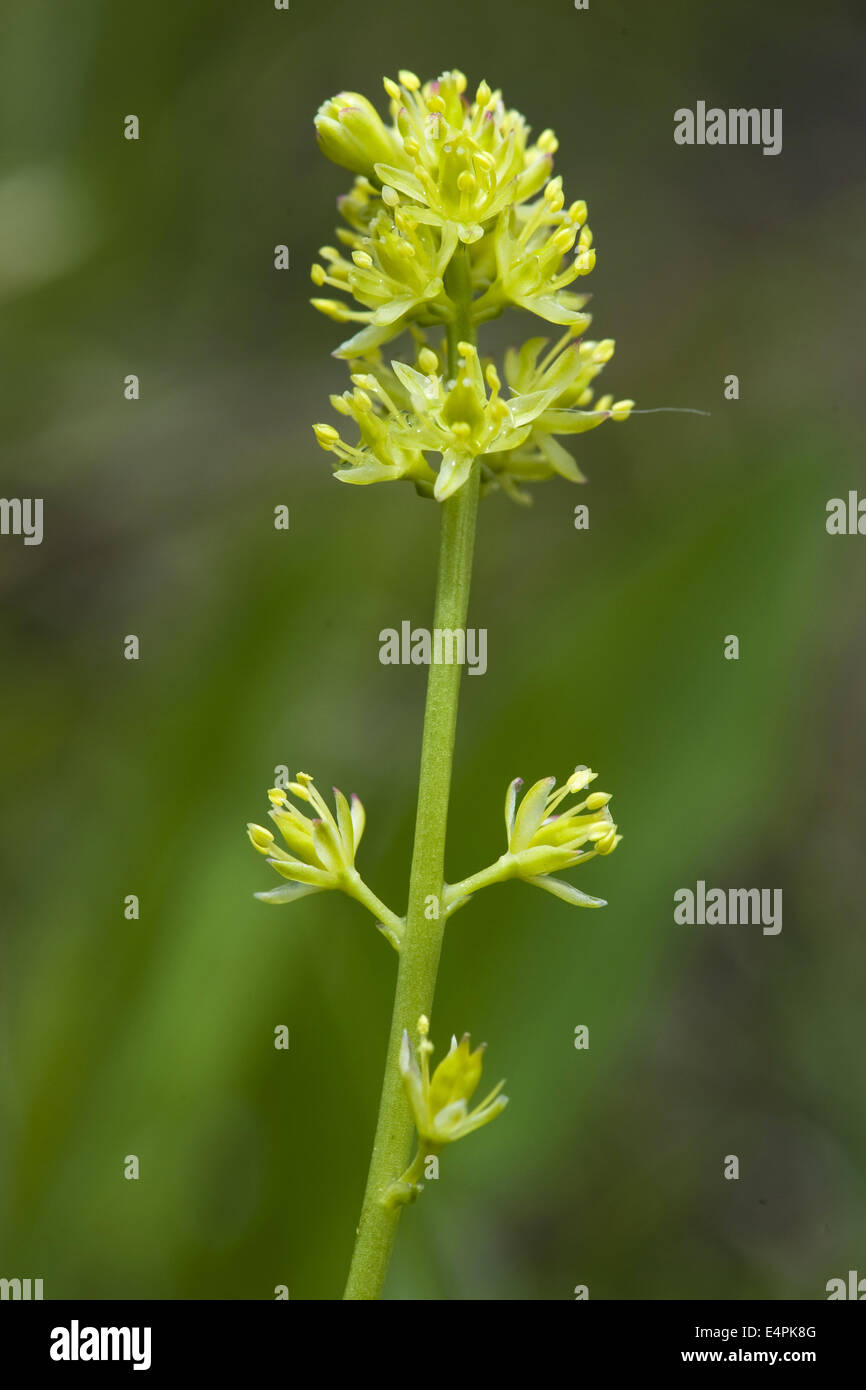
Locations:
311;68;632;503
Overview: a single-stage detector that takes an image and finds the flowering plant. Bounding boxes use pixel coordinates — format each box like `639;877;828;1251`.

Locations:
247;68;629;1299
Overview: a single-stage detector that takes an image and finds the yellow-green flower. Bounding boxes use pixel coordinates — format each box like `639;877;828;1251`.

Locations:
444;766;620;912
393;340;563;500
373;69;555;245
313;372;435;488
311;69;634;474
247;773;404;947
247;773;364;902
400;1015;508;1146
310;70;563;350
313;340;560;500
483;329;634;501
503;766;620;906
311;204;457;358
316;71;556;242
474;179;596;325
313;333;632;503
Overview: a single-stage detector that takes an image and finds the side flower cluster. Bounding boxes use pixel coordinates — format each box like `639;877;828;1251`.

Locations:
246;764;620;936
384;1016;508;1207
247;773;404;949
444;766;621;913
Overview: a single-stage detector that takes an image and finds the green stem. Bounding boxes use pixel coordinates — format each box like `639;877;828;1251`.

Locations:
445;855;514;901
344;870;405;942
343;245;478;1299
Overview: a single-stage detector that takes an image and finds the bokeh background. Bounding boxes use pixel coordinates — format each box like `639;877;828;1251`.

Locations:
2;0;864;1300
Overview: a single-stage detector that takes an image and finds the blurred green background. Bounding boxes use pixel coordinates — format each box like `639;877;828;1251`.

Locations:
1;0;864;1300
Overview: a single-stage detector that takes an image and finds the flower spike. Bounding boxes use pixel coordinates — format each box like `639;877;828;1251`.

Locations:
303;71;637;1289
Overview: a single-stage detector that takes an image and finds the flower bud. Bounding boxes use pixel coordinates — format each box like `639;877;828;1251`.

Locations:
315;92;400;178
400;1018;508;1148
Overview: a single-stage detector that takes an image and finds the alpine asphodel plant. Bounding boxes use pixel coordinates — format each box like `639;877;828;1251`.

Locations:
247;68;630;1299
